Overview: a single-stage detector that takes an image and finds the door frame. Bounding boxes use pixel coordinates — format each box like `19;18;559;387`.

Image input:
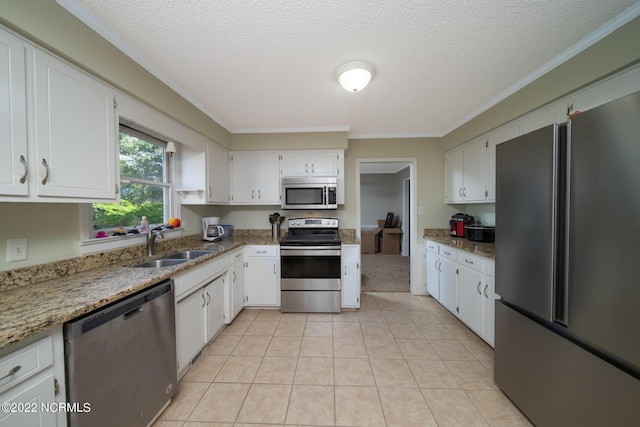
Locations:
356;157;419;294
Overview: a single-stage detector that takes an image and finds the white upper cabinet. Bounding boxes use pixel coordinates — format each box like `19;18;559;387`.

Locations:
0;28;27;197
280;150;343;177
445;138;486;203
1;27;118;202
0;29;119;203
32;49;117;200
230;152;280;204
207;142;230;203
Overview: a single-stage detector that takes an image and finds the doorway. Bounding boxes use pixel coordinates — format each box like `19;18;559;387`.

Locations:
356;158;418;294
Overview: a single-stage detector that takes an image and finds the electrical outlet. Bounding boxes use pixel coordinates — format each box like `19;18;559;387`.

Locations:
7;238;28;262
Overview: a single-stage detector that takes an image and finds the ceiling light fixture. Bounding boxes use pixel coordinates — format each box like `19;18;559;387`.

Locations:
336;61;375;92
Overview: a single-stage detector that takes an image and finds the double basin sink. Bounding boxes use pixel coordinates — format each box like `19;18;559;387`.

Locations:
132;250;213;268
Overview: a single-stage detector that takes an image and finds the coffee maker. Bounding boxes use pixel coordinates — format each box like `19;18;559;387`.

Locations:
450;213;475;237
203;217;225;241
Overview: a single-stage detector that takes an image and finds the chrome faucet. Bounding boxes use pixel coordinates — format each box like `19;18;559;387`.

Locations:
146;227;165;256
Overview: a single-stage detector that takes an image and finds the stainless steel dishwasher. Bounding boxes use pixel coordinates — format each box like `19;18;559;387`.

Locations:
64;280;177;427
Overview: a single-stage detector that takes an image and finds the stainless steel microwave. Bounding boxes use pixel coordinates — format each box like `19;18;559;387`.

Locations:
281;177;337;210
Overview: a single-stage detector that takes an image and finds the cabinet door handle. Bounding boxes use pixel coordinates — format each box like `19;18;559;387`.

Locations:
444;251;451;256
257;250;267;254
463;187;467;197
201;292;206;308
41;158;50;185
464;258;474;265
477;281;482;295
459;188;463;197
0;365;21;381
273;264;276;274
209;186;213;198
19;155;28;183
206;291;211;305
438;260;442;272
312;164;315;173
252;189;255;199
233;271;237;282
345;265;348;276
484;284;488;298
305;163;308;174
258;189;261;199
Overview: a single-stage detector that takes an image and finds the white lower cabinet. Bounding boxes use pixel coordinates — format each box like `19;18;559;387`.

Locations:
424;239;497;347
174;256;231;377
0;326;66;427
439;256;458;314
244;245;280;307
175;289;206;375
204;277;225;342
341;244;361;308
225;249;245;323
425;241;440;299
457;253;485;335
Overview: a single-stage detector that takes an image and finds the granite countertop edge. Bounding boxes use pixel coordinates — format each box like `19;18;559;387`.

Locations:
423;235;495;260
0;237;278;351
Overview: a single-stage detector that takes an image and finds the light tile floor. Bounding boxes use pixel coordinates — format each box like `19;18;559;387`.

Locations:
154;292;532;426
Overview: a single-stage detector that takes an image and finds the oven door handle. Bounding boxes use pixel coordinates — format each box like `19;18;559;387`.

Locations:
280;247;341;256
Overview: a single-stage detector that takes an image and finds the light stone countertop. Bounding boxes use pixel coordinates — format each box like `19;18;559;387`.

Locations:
0;237;276;351
0;229;360;351
423;235;495;259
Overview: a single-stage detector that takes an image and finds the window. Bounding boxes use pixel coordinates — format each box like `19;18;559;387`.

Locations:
92;124;172;234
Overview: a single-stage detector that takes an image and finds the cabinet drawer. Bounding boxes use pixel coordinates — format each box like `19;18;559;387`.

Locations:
245;245;278;257
174;256;231;298
0;336;53;393
459;252;484;272
439;246;458;261
425;240;439;253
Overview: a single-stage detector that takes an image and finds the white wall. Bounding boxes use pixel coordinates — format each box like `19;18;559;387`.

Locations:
360;168;410;229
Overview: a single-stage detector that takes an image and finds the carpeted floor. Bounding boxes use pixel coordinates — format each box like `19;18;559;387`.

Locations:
361;254;410;292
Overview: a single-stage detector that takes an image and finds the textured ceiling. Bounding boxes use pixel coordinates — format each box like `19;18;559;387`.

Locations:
59;0;640;138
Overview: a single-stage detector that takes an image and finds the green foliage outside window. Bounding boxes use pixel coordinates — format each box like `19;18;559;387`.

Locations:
93;131;166;231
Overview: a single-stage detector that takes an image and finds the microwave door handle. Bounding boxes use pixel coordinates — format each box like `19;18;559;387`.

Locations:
323;186;327;206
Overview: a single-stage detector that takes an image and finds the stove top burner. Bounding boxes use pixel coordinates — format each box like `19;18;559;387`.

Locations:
280;217;340;246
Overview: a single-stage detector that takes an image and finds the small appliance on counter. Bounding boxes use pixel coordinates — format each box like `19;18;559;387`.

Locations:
203;217;224;241
450;213;474;237
465;224;495;242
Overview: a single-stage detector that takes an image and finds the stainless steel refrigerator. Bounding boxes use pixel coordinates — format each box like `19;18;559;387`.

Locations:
495;91;640;426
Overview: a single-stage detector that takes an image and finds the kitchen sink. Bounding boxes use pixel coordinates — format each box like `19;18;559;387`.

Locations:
162;250;213;260
132;259;188;268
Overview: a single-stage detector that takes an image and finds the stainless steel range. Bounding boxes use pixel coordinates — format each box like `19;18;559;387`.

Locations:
280;217;341;313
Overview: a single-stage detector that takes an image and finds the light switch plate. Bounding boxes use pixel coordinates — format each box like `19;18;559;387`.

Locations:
7;238;28;262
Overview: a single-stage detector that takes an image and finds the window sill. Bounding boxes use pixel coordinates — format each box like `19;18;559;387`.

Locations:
76;228;184;255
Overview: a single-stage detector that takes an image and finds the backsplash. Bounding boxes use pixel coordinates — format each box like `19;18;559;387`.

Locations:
0;228;357;292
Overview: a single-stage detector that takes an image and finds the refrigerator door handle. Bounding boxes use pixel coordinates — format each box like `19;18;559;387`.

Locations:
552;123;569;326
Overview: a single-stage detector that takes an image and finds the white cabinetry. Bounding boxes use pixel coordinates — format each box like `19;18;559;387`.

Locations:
456;252;485;335
174;256;231;376
0;28;28;197
230;152;280;204
1;27;118;202
438;247;458;314
445;138;486;203
0;326;66;427
485;124;519;201
425;239;498;347
280;150;341;177
207;142;230;203
280;150;345;204
341;244;361;308
225;249;245;323
244;245;280;306
178;142;230;204
32;49;117;200
425;241;440;299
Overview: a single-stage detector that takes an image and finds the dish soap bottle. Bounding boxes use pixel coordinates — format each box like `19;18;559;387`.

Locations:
140;216;148;233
